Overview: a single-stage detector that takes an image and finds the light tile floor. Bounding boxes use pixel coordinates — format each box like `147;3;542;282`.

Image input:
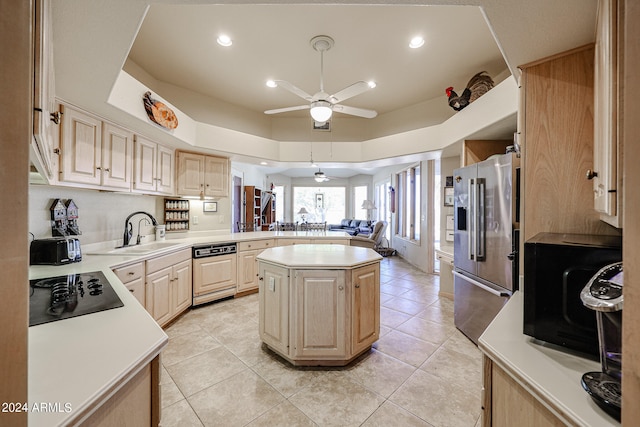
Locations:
159;256;483;427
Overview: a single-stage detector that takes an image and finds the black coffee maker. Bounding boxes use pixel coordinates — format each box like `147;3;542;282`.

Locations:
580;262;623;421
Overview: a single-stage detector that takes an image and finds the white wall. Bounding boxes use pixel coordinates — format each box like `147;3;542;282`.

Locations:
439;156;461;248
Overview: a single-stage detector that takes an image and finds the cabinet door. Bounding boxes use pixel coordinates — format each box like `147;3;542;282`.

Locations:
237;250;259;292
156;144;174;194
102;122;133;189
351;264;380;355
133;136;157;192
125;277;146;308
59;105;102;185
172;259;192;314
146;266;173;326
176;151;204;197
258;262;289;356
292;270;347;358
204;156;229;197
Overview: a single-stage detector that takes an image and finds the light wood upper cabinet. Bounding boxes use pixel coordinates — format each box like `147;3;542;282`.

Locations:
59;105;102;186
176;150;229;198
133;135;174;195
593;0;623;228
59;103;134;190
101;122;134;189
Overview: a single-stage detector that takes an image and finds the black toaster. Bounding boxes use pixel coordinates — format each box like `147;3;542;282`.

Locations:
30;238;82;265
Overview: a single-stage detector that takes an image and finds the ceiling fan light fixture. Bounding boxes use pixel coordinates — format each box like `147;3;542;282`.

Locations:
367;81;377;89
217;34;233;47
409;36;425;49
310;101;332;122
265;80;277;88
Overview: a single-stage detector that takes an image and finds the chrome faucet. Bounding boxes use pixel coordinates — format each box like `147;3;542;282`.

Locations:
122;211;158;247
136;218;151;245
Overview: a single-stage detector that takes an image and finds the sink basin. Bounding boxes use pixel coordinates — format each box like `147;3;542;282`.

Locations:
89;242;185;256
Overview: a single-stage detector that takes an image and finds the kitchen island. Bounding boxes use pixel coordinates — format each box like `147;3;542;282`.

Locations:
257;244;382;366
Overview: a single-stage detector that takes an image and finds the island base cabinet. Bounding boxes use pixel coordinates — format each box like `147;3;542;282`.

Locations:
259;263;289;356
292;270;347;360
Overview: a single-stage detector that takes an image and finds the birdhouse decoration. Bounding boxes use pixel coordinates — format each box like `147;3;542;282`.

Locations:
50;199;68;237
65;199;82;236
446;71;495;111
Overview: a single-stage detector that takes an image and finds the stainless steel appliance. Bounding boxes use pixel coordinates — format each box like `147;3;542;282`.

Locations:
192;242;238;306
580;262;623;421
523;233;622;356
29;270;123;326
453;153;520;344
30;237;82;265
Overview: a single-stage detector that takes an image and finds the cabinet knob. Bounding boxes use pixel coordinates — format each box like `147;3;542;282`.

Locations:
259;277;263;281
355;284;360;288
128;272;135;276
338;286;344;291
129;289;134;293
586;169;598;180
50;111;61;124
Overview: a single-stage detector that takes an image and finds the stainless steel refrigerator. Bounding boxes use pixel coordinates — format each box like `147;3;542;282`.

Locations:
453;152;520;344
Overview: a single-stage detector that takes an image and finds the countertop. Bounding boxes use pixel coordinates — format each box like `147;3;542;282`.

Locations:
479;291;619;426
257;244;382;268
28;230;352;425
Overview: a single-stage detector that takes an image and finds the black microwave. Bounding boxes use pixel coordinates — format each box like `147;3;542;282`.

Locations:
523;232;622;357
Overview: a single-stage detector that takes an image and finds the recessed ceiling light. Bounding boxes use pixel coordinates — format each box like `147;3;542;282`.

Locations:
409;36;425;49
266;80;277;88
367;81;377;89
260;161;268;165
217;34;232;47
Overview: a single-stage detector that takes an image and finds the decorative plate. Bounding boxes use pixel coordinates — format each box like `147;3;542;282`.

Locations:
143;91;178;130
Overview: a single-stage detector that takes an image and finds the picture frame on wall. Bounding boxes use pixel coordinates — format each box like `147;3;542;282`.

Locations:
203;202;217;212
315;193;324;210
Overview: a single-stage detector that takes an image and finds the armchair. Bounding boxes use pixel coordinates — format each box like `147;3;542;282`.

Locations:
349;221;388;250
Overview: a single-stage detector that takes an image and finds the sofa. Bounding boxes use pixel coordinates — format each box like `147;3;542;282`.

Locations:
328;219;373;236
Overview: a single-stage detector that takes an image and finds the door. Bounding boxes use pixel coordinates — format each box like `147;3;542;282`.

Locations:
60;105;102;185
177;151;204;196
146;266;172;325
237;250;259;292
453;271;510;344
204;156;229;197
172;259;192;314
453;164;477;275
476;155;515;290
193;254;237;296
156;144;174;194
292;270;347;359
133;136;157;192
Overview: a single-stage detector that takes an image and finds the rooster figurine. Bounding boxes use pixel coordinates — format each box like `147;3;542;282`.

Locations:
446;71;495;111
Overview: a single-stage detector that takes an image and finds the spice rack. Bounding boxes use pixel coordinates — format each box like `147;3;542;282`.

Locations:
164;198;190;232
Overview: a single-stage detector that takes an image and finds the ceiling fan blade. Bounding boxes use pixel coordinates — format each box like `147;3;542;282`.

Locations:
329;81;371;104
333;104;378;119
264;105;310;115
274;80;313;101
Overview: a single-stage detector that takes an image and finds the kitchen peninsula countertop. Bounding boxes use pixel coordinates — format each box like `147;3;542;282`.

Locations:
479;291;619;426
28;230;352;425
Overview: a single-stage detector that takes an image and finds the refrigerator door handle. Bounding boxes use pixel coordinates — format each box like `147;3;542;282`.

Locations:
476;178;486;261
453;271;511;297
468;178;475;261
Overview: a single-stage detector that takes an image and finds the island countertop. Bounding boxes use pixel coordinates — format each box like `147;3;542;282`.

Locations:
257;243;382;269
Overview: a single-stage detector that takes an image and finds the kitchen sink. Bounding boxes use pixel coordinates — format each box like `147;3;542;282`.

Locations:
88;242;186;256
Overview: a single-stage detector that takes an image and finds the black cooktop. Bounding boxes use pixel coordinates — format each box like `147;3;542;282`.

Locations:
29;270;124;327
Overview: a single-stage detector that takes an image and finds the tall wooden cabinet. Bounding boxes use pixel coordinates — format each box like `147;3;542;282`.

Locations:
244;186;262;230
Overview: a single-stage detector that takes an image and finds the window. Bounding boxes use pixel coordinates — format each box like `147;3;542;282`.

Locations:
396;164;421;241
353;185;367;219
274;185;284;222
293;187;345;224
375;179;391;241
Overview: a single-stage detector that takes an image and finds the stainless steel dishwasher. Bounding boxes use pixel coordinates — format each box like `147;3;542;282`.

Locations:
192;243;237;306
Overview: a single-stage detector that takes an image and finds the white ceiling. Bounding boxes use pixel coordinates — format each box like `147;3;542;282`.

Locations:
51;0;598;179
127;5;507;118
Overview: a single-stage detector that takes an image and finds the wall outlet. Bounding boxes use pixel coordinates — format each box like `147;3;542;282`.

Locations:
269;277;275;291
192;215;198;225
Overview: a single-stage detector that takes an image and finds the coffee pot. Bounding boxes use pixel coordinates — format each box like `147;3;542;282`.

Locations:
580;262;623;421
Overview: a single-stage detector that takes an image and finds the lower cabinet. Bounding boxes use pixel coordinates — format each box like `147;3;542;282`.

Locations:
237;239;274;294
482;355;566;427
145;249;192;327
258;261;380;365
112;261;146;308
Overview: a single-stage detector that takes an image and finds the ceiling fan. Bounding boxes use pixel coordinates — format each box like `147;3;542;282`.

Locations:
314;169;330;182
265;35;378;123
